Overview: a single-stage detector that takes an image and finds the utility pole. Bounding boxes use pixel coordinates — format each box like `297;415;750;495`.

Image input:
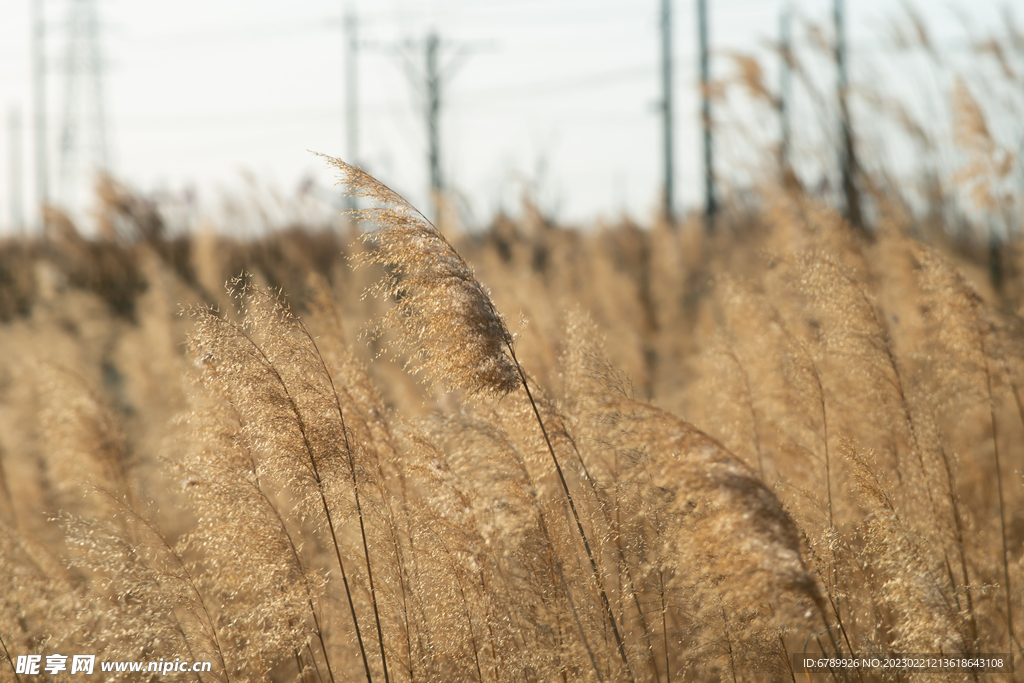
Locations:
660;0;675;224
8;108;24;233
32;0;48;230
425;32;442;212
779;4;792;178
344;5;359;213
59;0;110;208
833;0;862;228
396;31;473;225
698;0;715;232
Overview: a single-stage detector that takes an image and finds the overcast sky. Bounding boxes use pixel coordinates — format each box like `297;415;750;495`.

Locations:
0;0;1013;234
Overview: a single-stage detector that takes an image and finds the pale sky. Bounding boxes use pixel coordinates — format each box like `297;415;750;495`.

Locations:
0;0;1013;235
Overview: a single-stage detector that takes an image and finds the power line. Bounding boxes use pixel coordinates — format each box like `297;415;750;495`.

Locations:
453;63;659;102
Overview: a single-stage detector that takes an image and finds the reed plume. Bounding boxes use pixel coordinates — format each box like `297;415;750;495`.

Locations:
4;46;1024;679
186;278;392;682
322;155;519;399
324;155;635;679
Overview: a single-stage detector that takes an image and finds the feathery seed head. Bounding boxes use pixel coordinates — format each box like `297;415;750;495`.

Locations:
321;154;520;398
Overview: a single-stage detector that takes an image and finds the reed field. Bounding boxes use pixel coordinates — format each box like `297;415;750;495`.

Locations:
2;17;1024;683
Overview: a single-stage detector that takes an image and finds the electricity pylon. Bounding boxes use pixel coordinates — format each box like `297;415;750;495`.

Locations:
57;0;110;208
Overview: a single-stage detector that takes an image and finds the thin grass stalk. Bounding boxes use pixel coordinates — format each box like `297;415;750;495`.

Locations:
722;608;737;683
660;571;670;683
612;483;657;678
975;324;1014;656
550;589;566;682
170;611;205;683
478;569;501;683
393;473;416;680
844;281;937;509
772;316;841;631
813;636;842;683
554;554;601;683
295;318;390;683
246;285;393;679
564;429;653;669
724;349;764;478
937;443;979;648
305;641;326;683
112;496;230;681
778;634;796;683
1011;383;1024;434
308;603;335;683
821;624;859;683
461;419;598;676
256;482;337;683
505;343;634;682
943;559;965;632
937;564;981;683
244;452;337;683
536;491;603;682
809;356;832;531
434;535;484;682
406;507;438;678
341;440;391;683
796;336;851;667
0;632;22;683
818;597;855;683
230;322;374;682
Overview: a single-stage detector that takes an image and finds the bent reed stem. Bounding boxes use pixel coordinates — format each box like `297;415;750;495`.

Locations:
975;321;1014;657
295;314;391;683
505;341;635;683
231;321;375;683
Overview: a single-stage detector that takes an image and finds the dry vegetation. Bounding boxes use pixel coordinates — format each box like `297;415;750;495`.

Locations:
3;15;1024;683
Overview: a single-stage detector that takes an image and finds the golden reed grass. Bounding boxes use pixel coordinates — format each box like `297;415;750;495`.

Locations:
2;35;1024;676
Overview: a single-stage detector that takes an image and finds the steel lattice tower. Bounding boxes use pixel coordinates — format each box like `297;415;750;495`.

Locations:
58;0;109;207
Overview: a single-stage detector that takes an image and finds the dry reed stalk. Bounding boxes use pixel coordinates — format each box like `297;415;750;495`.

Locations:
701;273;849;651
186;283;388;682
416;413;604;679
562;311;830;678
59;500;230;678
0;634;19;683
323;155;635;681
257;283;393;683
844;441;970;655
911;243;1016;657
180;391;336;680
37;363;136;517
320;155;519;399
794;252;943;507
